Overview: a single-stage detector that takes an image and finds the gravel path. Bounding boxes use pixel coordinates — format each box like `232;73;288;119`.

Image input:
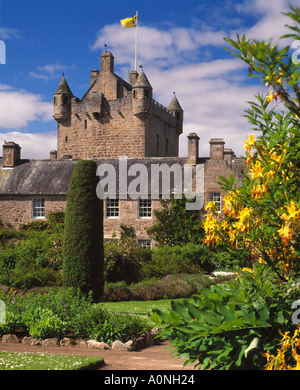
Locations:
0;341;196;371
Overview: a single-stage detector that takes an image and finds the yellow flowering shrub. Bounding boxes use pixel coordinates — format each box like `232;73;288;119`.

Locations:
264;326;300;370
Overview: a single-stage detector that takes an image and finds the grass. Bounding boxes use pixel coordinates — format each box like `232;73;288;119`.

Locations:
0;351;104;370
100;299;175;327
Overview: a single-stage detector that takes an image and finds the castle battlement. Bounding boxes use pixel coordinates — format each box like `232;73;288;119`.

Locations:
53;51;183;160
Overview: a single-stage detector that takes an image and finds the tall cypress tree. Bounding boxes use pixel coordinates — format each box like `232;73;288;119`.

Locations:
63;159;104;301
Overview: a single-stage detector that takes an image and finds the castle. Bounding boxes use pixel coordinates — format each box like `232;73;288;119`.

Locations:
0;51;245;247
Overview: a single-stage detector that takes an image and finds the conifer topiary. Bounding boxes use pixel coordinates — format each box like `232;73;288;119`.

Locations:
63;159;104;301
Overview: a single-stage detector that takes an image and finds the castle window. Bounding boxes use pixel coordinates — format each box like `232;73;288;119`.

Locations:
165;138;169;153
137;239;152;249
105;199;119;219
156;134;159;151
209;192;221;213
138;199;152;219
84;120;88;130
144;90;149;99
32;199;45;219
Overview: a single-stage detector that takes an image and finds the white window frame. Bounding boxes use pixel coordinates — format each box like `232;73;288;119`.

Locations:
138;199;152;219
105;198;119;219
32;199;45;219
209;192;221;213
137;239;152;249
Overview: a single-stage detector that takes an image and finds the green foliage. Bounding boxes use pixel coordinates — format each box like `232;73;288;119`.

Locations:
0;288;150;343
102;273;232;302
141;244;216;280
152;264;299;370
104;237;151;284
63;159;104;301
147;196;204;246
0;228;64;290
26;308;68;339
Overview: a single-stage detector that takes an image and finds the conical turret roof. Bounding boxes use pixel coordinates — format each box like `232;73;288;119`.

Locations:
133;71;152;88
168;94;183;111
54;77;74;96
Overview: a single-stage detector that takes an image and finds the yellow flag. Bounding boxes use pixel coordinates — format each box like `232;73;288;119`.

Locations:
120;14;138;28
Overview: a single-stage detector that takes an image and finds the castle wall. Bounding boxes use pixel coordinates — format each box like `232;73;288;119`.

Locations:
57;96;147;159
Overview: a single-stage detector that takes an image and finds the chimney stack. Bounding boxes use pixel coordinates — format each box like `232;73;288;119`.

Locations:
101;51;114;74
2;142;21;168
209;138;225;161
224;148;234;166
50;150;57;161
187;132;200;165
130;70;138;86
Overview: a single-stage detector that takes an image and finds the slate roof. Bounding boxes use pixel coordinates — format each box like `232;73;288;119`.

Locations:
54;77;74;96
0;156;244;197
0;160;77;195
0;158;190;196
133;71;152;89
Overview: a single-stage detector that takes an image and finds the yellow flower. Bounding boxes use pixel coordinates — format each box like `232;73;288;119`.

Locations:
251;183;268;199
250;160;264;179
286;201;300;220
266;90;278;102
278;223;293;246
244;133;255;152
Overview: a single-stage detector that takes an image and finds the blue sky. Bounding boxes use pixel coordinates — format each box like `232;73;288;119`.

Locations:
0;0;298;158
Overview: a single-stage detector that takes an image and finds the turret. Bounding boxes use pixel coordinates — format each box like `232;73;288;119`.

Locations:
168;93;183;134
53;76;73;123
132;71;153;117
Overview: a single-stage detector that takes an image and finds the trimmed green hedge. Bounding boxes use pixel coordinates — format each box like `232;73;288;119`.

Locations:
63;160;104;301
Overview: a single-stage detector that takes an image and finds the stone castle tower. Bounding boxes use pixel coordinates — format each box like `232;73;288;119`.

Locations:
54;51;183;160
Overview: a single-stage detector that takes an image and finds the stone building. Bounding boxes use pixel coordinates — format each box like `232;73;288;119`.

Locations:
54;51;183;160
0;51;245;247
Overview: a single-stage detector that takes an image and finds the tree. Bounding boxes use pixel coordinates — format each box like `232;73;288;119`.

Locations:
147;195;204;246
63;160;104;301
202;8;300;281
153;7;300;370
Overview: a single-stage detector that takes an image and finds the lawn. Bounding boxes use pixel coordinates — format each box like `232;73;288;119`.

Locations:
0;351;104;370
100;299;174;326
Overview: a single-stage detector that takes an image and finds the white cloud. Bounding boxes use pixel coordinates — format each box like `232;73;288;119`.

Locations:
0;27;20;40
234;0;299;43
0;131;57;159
29;64;73;81
0;87;53;129
90;0;297;159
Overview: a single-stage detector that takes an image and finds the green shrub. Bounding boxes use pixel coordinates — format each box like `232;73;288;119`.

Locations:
141;244;216;280
0;288;150;342
27;308;68;339
47;211;65;227
90;313;149;344
152;264;299;370
63;159;104;301
104;237;151;284
147;196;205;246
102;273;225;302
19;220;49;231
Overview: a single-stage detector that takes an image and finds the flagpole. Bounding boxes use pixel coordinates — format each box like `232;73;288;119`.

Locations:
135;11;139;71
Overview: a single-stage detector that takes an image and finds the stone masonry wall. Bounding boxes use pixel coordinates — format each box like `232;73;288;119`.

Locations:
0;195;160;245
204;159;234;211
104;200;161;241
0;196;66;228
